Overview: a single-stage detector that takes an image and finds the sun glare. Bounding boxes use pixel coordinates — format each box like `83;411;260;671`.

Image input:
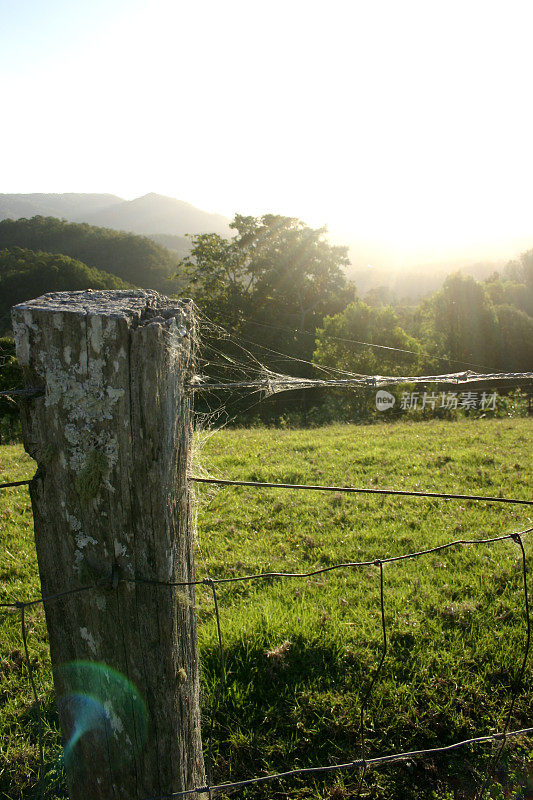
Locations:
0;0;532;267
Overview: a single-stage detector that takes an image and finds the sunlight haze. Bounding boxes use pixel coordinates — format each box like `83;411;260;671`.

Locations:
2;0;532;268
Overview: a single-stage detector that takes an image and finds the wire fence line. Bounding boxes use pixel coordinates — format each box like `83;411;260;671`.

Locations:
190;369;533;392
190;476;533;506
1;526;531;602
3;475;532;505
141;728;533;800
0;478;31;489
2;371;532;399
1;524;531;799
0;386;44;399
1;376;532;798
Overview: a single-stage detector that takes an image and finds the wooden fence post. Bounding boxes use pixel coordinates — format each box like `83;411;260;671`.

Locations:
12;290;205;800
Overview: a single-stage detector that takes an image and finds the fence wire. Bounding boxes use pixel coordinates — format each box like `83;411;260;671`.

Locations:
0;386;44;399
191;369;533;392
1;524;531;800
4;475;532;505
1;380;532;799
190;475;533;506
0;478;31;489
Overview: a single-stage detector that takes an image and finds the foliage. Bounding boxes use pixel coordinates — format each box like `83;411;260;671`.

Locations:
307;300;422;421
1;419;532;799
416;272;533;373
314;298;423;375
0;216;182;292
502;247;533;306
493;305;533;371
0;248;131;335
0;337;23;443
420;273;500;371
485;276;533;319
0;212;531;429
148;232;191;257
181;214;354;369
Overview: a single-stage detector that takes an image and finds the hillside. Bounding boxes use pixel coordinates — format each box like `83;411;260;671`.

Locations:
0;216;182;292
0;193;122;222
148;232;191;256
81;192;231;237
0;192;231;239
0;248;130;335
1;195;528;305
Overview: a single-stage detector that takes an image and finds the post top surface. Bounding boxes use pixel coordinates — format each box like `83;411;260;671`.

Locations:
12;290;192;322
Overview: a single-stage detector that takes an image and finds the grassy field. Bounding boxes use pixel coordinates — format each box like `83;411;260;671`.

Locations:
1;418;532;799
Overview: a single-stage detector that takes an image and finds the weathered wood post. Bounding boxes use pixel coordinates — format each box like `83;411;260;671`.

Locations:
12;290;205;799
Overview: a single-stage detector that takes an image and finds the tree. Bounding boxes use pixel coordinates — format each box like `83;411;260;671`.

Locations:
0;248;131;334
504;248;533;288
494;304;533;371
0;216;181;292
421;273;500;371
180;214;354;373
484;273;533;319
0;337;24;442
314;299;423;376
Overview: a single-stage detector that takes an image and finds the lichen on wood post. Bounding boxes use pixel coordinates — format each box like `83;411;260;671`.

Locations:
12;290;205;800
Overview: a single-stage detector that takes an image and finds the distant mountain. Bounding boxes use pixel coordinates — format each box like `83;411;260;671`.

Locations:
0;193;123;221
0;192;231;240
81;193;231;238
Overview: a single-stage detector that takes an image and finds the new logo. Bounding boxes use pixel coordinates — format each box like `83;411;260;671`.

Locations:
376;390;396;411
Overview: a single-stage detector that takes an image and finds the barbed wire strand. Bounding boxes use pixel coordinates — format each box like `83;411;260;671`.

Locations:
475;533;531;800
2;475;531;508
190;476;533;506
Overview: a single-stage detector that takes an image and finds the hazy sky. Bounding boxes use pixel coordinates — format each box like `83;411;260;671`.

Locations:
2;0;532;267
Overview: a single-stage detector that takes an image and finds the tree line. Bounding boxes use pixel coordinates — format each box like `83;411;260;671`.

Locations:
181;214;533;372
180;214;532;422
0;213;531;433
0;216;182;293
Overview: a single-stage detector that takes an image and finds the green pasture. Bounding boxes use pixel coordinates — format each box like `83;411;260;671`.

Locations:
1;418;532;799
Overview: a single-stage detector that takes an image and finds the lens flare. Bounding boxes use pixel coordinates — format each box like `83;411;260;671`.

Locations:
59;692;108;764
56;661;148;769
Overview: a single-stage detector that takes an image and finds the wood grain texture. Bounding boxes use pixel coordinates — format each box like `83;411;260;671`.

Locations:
12;290;205;800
